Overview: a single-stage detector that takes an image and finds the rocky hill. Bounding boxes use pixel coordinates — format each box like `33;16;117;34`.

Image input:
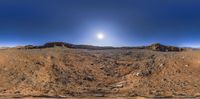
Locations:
17;42;184;52
146;43;184;52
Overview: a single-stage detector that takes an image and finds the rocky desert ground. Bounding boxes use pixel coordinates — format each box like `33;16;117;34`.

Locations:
0;42;199;98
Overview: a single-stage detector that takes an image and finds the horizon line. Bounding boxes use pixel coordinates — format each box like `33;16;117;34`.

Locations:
0;42;199;49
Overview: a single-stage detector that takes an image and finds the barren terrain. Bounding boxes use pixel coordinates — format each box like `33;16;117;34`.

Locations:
0;43;200;98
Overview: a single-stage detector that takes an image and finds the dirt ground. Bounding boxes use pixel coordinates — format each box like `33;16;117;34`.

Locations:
0;47;200;98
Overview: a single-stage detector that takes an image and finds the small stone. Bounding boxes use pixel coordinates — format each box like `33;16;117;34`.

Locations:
35;61;44;65
136;72;140;76
115;84;123;88
160;63;164;67
133;72;140;76
58;95;67;98
97;88;111;92
83;75;94;81
92;93;104;97
110;81;126;88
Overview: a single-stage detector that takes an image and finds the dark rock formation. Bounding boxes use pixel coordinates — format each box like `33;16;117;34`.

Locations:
146;43;183;52
43;42;74;48
24;45;35;49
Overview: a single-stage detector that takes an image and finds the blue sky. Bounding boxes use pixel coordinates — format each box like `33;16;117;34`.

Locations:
0;0;200;47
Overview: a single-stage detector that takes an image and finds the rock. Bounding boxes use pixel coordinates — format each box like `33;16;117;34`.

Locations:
58;95;67;98
139;69;153;77
92;93;104;97
97;88;111;92
35;61;44;65
115;84;123;88
134;72;140;76
83;75;95;81
185;64;189;67
110;81;126;88
160;63;164;67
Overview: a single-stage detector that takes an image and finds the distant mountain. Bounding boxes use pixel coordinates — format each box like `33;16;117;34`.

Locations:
17;42;119;50
16;42;185;52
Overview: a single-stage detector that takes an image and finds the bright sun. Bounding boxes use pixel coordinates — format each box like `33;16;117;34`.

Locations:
97;33;105;40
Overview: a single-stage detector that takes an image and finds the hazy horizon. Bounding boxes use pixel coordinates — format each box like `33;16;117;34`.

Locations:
0;41;200;48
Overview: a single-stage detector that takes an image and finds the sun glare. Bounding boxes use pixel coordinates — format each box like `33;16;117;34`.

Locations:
97;33;105;40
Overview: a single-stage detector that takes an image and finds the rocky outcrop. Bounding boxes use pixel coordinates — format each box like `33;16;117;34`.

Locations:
146;43;184;52
43;42;74;48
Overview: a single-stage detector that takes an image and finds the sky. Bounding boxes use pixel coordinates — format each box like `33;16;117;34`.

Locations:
0;0;200;47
